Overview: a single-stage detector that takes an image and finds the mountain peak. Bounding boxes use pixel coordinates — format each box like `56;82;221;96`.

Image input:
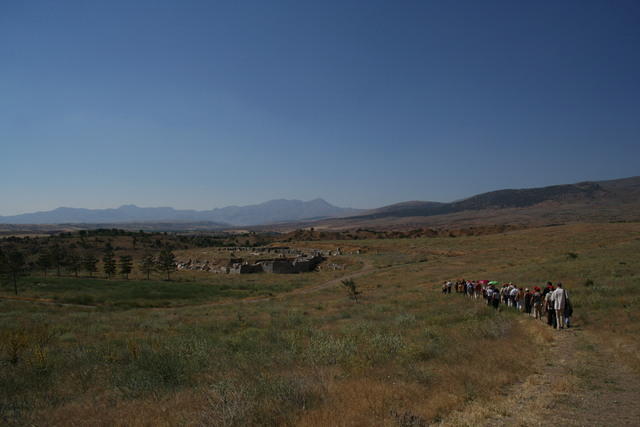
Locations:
307;198;330;205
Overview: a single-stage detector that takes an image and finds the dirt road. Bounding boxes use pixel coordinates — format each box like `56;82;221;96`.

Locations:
442;320;640;426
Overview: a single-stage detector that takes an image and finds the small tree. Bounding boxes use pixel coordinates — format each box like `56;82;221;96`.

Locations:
66;251;82;278
139;253;155;280
83;253;98;277
103;243;116;279
5;249;26;295
341;278;361;302
36;252;52;278
49;244;65;277
119;255;133;279
157;247;176;281
0;249;7;289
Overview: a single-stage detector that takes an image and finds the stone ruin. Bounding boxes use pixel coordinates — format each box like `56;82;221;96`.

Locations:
229;254;325;274
177;246;333;275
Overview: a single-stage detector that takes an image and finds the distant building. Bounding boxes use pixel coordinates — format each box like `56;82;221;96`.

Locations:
229;255;325;274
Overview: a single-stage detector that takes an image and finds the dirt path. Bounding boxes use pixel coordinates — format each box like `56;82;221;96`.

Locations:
0;295;97;309
441;320;640;426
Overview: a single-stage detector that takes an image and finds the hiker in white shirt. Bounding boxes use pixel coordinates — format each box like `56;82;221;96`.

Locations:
509;286;519;310
485;287;493;306
552;283;567;329
545;289;556;328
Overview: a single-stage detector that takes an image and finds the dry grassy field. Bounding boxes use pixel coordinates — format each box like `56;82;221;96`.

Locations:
1;223;639;425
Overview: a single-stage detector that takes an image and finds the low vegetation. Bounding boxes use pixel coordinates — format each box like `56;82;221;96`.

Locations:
0;222;638;425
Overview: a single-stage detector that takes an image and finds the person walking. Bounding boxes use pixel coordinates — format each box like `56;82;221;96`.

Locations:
524;288;532;315
552;283;567;329
542;282;553;316
486;286;493;306
564;291;573;328
532;287;543;319
510;286;520;311
492;286;500;309
501;285;509;306
545;286;556;328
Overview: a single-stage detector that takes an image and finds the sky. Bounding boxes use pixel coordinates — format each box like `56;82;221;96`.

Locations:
1;0;639;215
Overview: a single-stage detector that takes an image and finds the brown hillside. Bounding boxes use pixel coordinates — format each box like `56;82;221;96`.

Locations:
253;176;640;231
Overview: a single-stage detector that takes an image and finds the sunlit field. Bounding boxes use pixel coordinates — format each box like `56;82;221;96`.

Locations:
1;223;639;425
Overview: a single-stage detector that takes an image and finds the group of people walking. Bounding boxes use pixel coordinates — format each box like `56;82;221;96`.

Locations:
441;279;573;330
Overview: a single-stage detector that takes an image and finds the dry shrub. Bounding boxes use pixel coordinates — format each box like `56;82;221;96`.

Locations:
200;381;253;427
0;325;57;366
0;329;28;365
295;298;541;425
37;389;203;427
305;332;357;366
200;374;325;427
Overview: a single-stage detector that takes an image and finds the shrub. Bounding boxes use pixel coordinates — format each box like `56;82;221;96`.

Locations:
64;294;95;305
201;375;324;426
369;332;404;358
306;332;356;366
390;410;427;427
341;278;361;302
114;337;212;395
0;330;28;365
201;381;254;427
394;313;416;327
476;317;510;340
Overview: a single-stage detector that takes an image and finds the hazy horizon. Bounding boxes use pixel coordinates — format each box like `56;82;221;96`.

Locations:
2;1;639;216
0;197;359;217
3;174;639;218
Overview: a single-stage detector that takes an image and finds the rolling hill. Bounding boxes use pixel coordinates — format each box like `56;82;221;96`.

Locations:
3;177;638;231
257;176;640;231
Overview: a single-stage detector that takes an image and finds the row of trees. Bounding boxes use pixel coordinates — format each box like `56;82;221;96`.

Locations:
0;244;178;295
100;244;177;281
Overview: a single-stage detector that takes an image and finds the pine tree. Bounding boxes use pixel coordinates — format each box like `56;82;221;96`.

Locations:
83;253;98;278
119;255;133;279
157;247;176;281
66;251;82;278
49;244;65;277
36;252;52;278
5;249;26;295
103;243;116;279
139;253;155;280
0;249;7;289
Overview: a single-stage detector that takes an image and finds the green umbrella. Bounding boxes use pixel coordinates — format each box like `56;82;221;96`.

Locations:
488;281;500;285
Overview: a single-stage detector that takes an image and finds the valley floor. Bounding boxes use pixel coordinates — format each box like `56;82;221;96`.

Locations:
1;223;639;425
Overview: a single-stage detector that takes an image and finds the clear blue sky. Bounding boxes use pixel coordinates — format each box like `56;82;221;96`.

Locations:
1;0;639;215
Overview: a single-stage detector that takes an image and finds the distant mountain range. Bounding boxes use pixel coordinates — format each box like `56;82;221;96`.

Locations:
255;176;640;231
0;199;363;226
3;176;639;230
